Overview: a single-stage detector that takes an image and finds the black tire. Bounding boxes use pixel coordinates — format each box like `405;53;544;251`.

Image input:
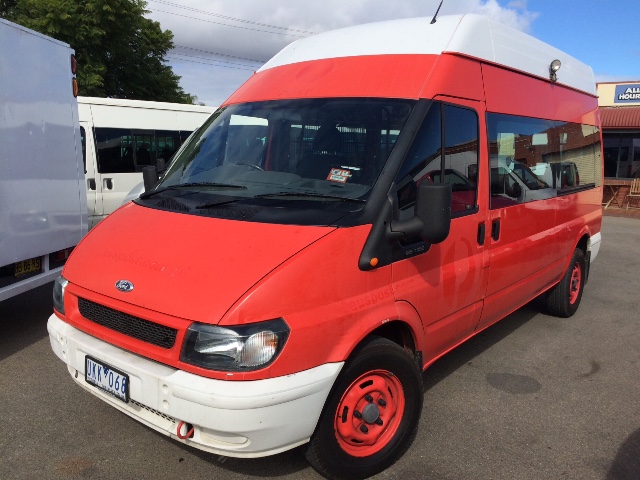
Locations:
306;336;423;480
544;248;586;318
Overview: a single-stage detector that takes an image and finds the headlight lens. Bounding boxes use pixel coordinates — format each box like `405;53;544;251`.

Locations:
53;276;68;314
181;318;290;371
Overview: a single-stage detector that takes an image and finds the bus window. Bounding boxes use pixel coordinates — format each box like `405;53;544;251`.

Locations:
94;128;135;174
156;130;182;162
132;131;154;170
80;126;87;173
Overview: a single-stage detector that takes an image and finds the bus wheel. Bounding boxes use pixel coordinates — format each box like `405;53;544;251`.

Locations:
306;336;423;480
545;248;585;318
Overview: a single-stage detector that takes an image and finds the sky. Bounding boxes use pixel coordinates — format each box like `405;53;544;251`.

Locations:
144;0;640;107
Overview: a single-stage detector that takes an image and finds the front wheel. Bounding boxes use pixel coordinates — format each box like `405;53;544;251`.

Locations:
306;337;423;480
544;248;586;318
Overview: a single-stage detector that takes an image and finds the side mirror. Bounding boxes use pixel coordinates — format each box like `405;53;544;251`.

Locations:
389;183;451;244
142;165;158;193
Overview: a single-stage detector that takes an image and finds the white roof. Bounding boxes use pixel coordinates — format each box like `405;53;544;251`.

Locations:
260;14;596;96
78;96;216;113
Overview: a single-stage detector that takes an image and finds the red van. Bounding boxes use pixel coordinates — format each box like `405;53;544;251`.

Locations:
48;14;603;479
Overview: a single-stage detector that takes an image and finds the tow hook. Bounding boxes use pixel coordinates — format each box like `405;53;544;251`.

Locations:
177;421;194;439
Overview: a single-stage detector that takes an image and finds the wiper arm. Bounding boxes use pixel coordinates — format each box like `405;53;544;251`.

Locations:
195;198;248;209
139;182;247;199
198;191;366;209
256;192;366;203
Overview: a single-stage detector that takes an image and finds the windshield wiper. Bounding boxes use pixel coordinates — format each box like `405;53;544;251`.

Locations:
195;198;249;209
140;182;247;199
255;192;366;203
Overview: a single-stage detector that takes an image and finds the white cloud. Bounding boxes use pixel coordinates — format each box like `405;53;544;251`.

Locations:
146;0;539;105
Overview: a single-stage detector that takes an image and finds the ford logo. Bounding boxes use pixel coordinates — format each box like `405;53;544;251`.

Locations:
115;280;134;292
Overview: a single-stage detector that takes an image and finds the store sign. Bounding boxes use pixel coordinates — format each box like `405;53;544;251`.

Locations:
614;84;640;104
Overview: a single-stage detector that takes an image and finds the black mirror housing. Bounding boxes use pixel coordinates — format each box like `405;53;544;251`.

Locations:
142;165;158;193
389;183;451;244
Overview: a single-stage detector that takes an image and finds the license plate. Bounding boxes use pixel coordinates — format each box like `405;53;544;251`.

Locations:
85;356;129;403
15;257;42;277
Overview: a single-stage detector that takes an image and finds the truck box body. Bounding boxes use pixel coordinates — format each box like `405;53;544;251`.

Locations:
0;18;87;301
48;14;602;478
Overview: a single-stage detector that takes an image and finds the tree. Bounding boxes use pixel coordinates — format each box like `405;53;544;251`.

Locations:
1;0;196;103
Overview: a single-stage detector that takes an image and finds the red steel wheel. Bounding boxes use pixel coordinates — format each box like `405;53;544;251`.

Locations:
334;369;405;457
544;247;586;318
569;263;582;305
306;336;423;480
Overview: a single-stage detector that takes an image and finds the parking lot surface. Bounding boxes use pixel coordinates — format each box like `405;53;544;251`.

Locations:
1;216;639;480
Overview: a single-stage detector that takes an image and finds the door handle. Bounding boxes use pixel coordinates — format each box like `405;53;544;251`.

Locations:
491;219;501;241
477;223;485;246
103;178;113;190
87;178;96;190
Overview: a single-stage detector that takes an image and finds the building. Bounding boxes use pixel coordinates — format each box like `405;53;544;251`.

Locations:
597;81;640;210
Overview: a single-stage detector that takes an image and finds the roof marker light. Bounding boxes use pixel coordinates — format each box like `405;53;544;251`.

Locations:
549;59;561;82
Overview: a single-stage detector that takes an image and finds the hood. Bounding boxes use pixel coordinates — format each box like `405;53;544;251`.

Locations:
64;203;334;323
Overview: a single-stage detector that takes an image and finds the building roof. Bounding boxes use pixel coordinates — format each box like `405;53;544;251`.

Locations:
600;106;640;129
259;14;596;95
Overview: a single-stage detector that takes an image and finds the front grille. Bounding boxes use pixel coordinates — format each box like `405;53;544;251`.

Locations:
78;298;177;349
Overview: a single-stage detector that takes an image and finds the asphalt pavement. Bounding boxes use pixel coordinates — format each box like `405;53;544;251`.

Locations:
1;215;639;480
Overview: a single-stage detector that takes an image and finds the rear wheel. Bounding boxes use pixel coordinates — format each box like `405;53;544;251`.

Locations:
306;336;423;480
544;248;585;318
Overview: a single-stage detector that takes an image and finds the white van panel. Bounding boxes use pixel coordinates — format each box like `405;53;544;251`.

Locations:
78;97;215;228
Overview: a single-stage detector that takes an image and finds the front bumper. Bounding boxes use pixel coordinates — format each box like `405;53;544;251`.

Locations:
48;314;343;458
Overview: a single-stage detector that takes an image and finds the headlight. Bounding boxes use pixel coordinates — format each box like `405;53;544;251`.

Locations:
180;318;290;371
53;276;69;315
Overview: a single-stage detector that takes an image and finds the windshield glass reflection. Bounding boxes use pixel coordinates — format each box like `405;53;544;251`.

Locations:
158;98;415;204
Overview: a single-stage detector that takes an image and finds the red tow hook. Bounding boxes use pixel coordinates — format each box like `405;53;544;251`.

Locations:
177;421;194;439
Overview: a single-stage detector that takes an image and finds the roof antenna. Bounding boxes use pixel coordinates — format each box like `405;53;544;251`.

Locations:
430;0;444;24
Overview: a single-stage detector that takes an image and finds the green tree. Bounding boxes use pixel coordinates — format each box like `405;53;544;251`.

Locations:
1;0;196;103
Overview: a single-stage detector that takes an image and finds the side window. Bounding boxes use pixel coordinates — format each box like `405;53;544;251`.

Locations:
156;130;182;163
443;104;478;214
395;104;442;213
80;126;87;173
132;131;155;170
487;113;600;210
94;128;134;174
554;122;601;187
95;128;192;173
395;102;479;216
487;114;555;208
179;131;193;145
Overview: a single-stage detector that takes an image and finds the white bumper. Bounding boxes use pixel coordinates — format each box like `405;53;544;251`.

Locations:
48;314;343;458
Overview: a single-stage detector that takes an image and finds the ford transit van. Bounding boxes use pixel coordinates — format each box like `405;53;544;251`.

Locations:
48;14;603;479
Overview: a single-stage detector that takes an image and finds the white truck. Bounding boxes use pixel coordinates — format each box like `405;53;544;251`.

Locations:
0;18;87;301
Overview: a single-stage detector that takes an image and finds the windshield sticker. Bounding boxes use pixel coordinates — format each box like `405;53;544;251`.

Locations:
327;168;352;183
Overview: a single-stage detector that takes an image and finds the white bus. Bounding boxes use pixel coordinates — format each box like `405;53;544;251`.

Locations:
78;97;215;228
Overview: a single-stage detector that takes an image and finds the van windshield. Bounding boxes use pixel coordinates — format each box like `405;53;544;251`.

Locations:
156;99;415;209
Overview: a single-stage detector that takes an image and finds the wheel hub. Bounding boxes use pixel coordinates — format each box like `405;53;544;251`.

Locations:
334;369;405;457
361;402;381;424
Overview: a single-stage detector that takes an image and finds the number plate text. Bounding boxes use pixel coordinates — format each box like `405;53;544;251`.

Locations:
85;356;129;403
